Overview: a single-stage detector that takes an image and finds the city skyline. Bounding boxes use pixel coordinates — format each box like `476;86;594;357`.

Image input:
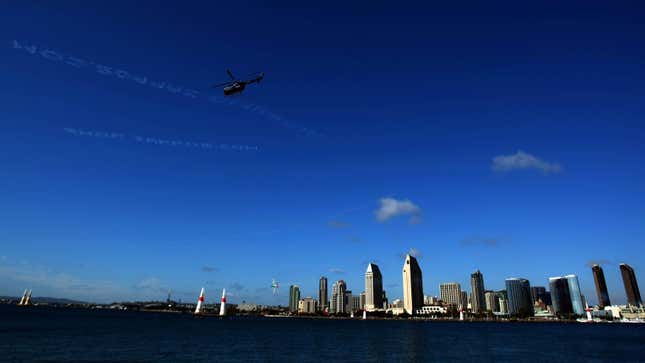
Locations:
2;2;645;306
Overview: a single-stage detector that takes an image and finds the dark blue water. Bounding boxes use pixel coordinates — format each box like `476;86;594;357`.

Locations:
1;305;643;362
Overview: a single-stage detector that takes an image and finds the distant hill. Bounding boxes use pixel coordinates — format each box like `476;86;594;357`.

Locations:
0;296;90;305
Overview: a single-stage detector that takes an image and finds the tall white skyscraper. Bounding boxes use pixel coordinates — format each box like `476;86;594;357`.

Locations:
402;254;423;315
365;263;383;311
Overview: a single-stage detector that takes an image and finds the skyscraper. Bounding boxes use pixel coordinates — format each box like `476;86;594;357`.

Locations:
549;277;573;315
470;270;486;313
318;276;328;312
440;282;461;306
591;264;611;308
289;285;300;313
365;263;384;311
620;263;642;307
333;280;347;314
330;281;338;314
484;291;499;312
505;278;533;317
565;275;585;315
402;254;423;315
460;291;468;310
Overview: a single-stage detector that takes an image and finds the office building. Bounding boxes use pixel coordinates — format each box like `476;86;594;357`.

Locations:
289;285;300;313
549;277;573;315
470;270;486;313
298;297;317;314
352;295;361;312
402;254;423;315
318;276;328;312
565;275;585;315
365;263;384;311
620;263;642;307
485;291;499;312
460;291;468;310
440;282;461;306
505;278;533;317
591;265;610;308
332;280;347;314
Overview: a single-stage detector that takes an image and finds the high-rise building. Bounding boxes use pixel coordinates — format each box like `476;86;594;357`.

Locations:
620;263;642;307
440;283;461;307
531;286;551;307
365;263;384;311
359;292;366;310
382;290;388;309
565;275;585;315
505;278;533;317
352;295;361;312
330;281;338;314
298;297;317;314
402;254;423;315
530;286;545;303
344;290;353;313
470;270;486;313
318;276;328;312
549;277;573;315
333;280;347;314
591;265;611;308
289;285;300;313
484;291;499;312
460;291;468;310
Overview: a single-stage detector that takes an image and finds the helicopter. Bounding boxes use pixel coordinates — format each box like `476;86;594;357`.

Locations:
212;69;264;96
271;278;280;295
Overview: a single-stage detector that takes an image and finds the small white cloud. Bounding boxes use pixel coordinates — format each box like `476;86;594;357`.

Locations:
375;197;422;223
399;248;422;259
492;150;562;174
329;267;345;274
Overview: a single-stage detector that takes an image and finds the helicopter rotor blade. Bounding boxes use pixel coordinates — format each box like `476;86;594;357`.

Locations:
226;69;235;80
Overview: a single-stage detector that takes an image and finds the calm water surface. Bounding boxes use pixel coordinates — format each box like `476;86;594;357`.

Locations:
1;305;644;362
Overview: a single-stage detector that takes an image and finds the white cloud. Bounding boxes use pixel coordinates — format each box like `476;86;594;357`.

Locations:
375;197;422;223
329;267;345;274
400;248;422;259
492;150;562;174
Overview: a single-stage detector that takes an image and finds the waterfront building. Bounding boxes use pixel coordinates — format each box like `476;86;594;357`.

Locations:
505;278;533;317
424;295;438;305
470;270;486;313
620;263;642;307
391;299;404;308
440;282;461;306
330;281;338;314
417;305;447;315
382;291;388;309
344;290;353;313
351;295;361;312
289;285;300;313
591;265;611;308
565;275;585;315
485;291;499;312
318;276;328;312
531;286;551;307
333;280;347;314
460;291;468;310
549;277;573;315
360;292;366;310
365;263;384;311
498;297;508;314
298;297;317;314
402;254;423;315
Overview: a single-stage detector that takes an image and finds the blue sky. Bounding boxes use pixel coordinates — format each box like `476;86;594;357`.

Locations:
1;1;644;305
